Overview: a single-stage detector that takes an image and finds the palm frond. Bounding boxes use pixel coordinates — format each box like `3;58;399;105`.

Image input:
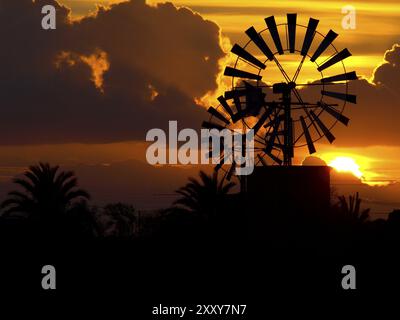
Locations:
12;178;35;195
1;163;90;219
172;170;236;215
65;189;91;202
60;178;78;195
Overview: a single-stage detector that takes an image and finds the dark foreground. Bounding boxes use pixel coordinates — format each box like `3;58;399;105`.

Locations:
1;235;399;316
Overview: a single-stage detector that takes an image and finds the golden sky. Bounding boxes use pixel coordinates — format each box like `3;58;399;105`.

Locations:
58;0;400;185
63;0;400;78
0;0;397;211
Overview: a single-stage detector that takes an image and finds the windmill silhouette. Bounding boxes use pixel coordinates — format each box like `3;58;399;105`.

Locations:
203;14;357;182
201;14;359;227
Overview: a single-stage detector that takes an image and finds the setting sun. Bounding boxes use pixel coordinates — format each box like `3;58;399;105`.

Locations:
328;157;363;179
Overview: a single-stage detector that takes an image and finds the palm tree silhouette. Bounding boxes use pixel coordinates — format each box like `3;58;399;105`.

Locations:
99;203;137;237
173;170;235;216
336;192;370;224
1;162;90;220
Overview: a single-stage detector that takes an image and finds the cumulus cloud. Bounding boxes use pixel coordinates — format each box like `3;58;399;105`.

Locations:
331;44;400;147
302;156;327;166
298;43;400;147
372;44;400;89
0;0;224;144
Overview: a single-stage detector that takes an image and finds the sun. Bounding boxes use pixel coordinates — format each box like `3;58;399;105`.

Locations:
328;156;363;179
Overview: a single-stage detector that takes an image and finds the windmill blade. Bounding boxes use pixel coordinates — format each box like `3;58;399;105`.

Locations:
207;144;226;160
244;82;266;116
226;162;236;181
231;44;266;69
207;107;230;125
265;16;284;54
230;95;245;122
310;30;338;62
301;18;319;56
224;66;262;80
201;129;225;146
263;119;275;128
263;113;284;128
321;71;358;83
304;109;321;136
287;13;297;53
224;81;257;99
217;95;235;118
213;147;228;171
202;121;225;131
225;89;246;100
272;143;284;150
309;110;335;143
252;108;273;134
321;90;357;104
265;119;281;153
233;95;242;113
245;26;274;61
318;102;350;125
317;48;351;72
265;151;283;165
300;116;316;154
257;154;268;167
265;130;286;136
225;81;265;116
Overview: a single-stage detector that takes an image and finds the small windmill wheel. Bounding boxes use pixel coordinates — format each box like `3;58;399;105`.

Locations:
202;14;358;181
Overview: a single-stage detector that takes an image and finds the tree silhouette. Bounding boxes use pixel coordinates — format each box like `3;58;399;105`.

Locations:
336;192;370;224
155;170;236;240
98;203;137;237
173;170;235;216
1;162;90;220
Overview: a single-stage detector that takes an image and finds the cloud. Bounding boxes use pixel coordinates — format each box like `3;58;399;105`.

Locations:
331;43;400;147
302;156;327;166
372;44;400;89
1;1;399;151
296;43;400;148
0;0;224;144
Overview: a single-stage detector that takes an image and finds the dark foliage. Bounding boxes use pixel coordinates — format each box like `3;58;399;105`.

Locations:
0;165;399;251
96;203;137;238
0;163;94;239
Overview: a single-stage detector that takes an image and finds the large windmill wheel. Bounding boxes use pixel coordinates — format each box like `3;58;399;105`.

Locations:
202;14;358;181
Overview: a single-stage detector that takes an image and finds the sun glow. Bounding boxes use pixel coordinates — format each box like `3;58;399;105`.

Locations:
328;156;363;179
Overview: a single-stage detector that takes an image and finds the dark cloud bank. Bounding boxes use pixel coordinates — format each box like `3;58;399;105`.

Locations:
0;1;399;149
340;44;400;146
308;44;400;147
0;0;224;144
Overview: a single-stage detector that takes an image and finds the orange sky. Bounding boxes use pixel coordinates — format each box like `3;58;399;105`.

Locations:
64;0;400;76
58;0;400;185
0;0;400;212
